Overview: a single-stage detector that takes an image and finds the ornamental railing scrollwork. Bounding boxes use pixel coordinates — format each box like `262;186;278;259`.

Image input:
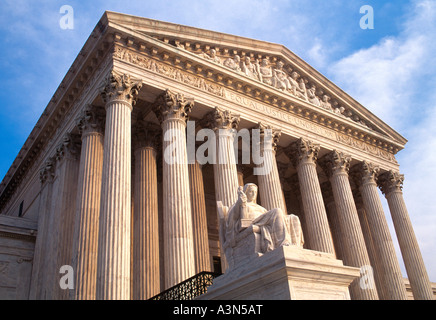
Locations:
149;271;221;300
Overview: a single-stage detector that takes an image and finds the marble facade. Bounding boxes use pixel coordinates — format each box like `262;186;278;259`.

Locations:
0;11;434;300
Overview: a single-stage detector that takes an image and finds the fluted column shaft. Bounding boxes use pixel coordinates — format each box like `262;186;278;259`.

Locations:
46;134;81;300
133;144;159;299
206;107;240;208
320;151;378;300
288;175;309;249
379;171;433;300
96;72;141;300
132;121;161;299
215;130;240;207
206;107;240;272
71;106;104;300
189;161;212;273
355;203;388;299
154;89;196;289
29;159;56;299
321;182;342;260
286;138;335;254
353;162;407;300
256;124;286;213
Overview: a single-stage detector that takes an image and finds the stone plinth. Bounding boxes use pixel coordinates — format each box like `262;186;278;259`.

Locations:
197;246;360;300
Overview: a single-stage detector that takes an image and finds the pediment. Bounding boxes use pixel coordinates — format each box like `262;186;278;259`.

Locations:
103;11;406;154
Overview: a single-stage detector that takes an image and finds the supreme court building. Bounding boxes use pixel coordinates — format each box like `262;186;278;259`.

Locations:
0;11;434;300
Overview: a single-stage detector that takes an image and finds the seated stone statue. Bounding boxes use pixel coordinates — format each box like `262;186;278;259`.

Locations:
217;183;304;269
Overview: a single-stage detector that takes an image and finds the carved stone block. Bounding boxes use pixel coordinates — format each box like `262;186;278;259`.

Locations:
198;246;360;300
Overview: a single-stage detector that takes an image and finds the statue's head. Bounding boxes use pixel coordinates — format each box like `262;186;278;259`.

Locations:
243;183;258;203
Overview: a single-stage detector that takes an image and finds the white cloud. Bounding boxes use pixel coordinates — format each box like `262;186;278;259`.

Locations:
307;38;328;69
330;0;436;282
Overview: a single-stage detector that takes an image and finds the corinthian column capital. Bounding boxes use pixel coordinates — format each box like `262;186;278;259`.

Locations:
378;170;404;195
153;89;194;124
55;133;81;162
132;120;161;150
256;122;281;153
350;161;380;187
285;138;320;167
100;71;142;107
319;150;352;178
39;157;56;184
205;107;240;131
76;104;105;136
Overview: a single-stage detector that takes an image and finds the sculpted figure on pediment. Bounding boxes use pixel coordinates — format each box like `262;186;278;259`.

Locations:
334;106;345;116
209;49;222;64
223;54;241;72
343;109;354;120
258;58;274;86
273;61;290;91
307;84;321;107
199;48;222;64
360;120;369;128
350;113;369;128
320;95;333;111
287;71;300;96
297;78;308;101
241;56;259;80
112;42;373;131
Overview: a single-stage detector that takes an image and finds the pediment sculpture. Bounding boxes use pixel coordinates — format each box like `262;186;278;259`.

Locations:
217;183;304;270
193;47;373;130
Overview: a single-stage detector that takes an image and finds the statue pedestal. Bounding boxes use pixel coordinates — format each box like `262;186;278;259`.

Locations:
197;246;360;300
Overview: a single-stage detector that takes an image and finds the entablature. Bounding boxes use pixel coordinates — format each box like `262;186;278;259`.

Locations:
108;25;403;166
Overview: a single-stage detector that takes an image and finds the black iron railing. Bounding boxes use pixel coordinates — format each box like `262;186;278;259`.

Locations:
149;271;222;300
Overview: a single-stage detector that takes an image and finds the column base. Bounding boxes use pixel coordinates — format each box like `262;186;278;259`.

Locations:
197;246;360;300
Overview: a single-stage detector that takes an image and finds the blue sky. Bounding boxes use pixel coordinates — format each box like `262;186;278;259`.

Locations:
1;0;435;283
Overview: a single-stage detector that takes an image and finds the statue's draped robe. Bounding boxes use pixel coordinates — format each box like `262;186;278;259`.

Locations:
224;201;303;254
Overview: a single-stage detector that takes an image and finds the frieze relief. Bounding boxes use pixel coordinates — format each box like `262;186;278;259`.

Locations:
224;90;336;141
335;132;397;163
114;46;225;97
114;45;398;164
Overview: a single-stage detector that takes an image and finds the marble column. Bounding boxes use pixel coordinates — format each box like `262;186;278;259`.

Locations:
153;89;196;289
51;134;81;300
321;182;342;260
287;174;308;249
96;72;142;300
353;190;388;299
29;158;56;299
132;121;161;299
71;105;104;300
378;170;433;300
207;107;241;208
255;123;286;213
320;150;378;300
277;162;290;214
285;138;335;254
206;107;240;272
352;162;407;300
189;160;212;273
